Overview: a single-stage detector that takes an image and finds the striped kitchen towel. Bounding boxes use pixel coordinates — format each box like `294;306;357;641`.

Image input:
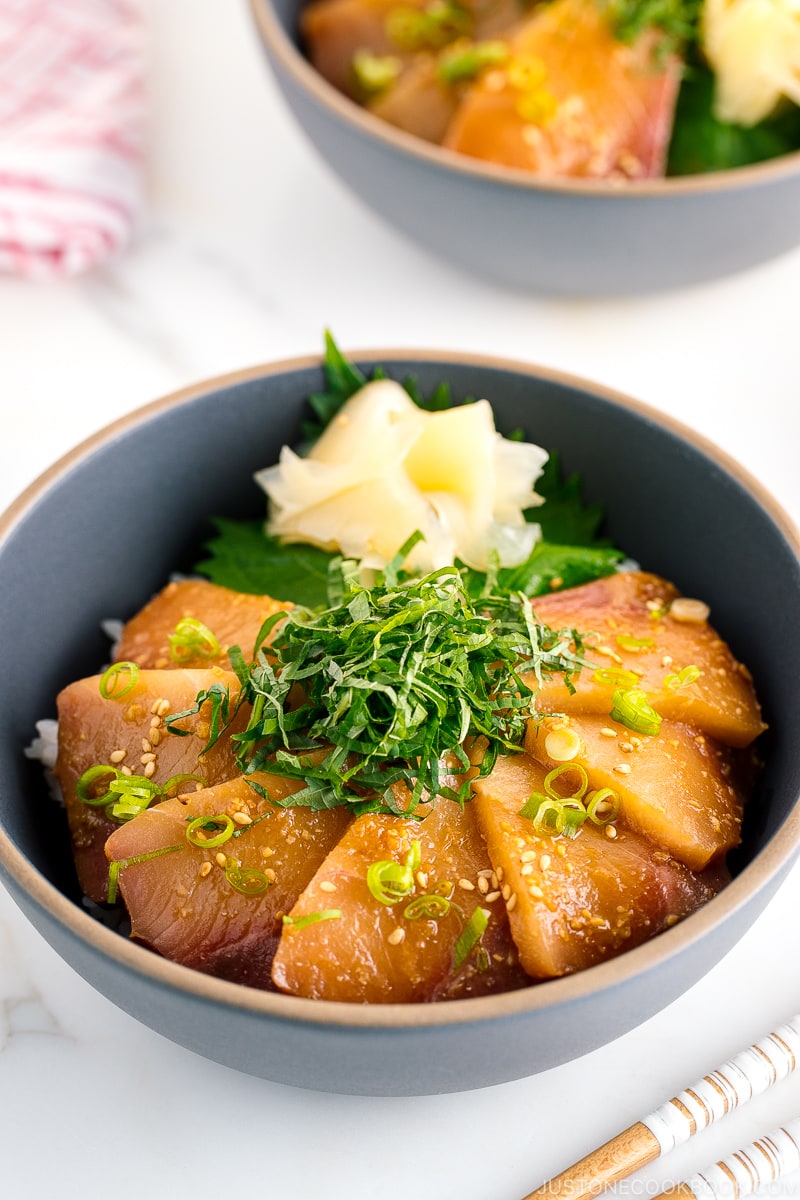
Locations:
0;0;145;280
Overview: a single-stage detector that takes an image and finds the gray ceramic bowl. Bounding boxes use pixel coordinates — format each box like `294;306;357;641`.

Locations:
250;0;800;296
1;351;799;1095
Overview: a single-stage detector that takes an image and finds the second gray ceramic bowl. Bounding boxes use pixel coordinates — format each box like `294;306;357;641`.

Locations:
250;0;800;296
1;351;799;1095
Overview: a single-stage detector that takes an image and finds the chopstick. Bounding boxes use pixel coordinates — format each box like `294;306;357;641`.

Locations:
653;1115;800;1198
524;1015;800;1200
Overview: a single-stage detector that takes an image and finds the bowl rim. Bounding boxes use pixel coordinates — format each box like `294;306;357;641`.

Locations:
249;0;800;198
1;347;799;1033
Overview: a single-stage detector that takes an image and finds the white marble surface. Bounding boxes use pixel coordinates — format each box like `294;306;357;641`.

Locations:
2;3;800;1197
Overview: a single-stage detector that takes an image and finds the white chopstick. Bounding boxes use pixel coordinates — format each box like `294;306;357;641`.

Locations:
655;1115;800;1198
524;1014;800;1200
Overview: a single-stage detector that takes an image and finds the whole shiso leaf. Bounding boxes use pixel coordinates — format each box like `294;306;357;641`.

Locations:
668;65;800;176
196;518;333;607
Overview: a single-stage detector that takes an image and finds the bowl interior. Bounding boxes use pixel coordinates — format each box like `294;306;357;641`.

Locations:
2;354;799;905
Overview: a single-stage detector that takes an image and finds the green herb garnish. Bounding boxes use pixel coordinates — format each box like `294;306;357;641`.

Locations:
222;559;588;816
453;906;490;970
609;688;663;736
168;617;221;663
604;0;701;52
98;661;139;700
437;39;508;85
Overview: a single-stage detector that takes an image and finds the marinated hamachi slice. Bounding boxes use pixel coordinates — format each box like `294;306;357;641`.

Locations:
114;579;289;670
55;668;246;902
442;0;681;179
271;797;530;1002
526;714;745;870
529;572;765;748
471;753;729;978
105;775;351;989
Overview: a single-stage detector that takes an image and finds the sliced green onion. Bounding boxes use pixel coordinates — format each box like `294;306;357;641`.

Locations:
586;787;620;825
437;38;508;84
106;843;184;904
386;1;472;52
593;667;640;688
99;661;139;699
367;858;415;905
404;894;452;920
519;792;566;835
453;906;490;970
351;49;402;97
561;805;587;838
544;763;589;800
404;839;421;873
105;773;161;821
282;909;343;931
664;665;702;690
616;635;654;652
225;862;269;895
76;764;118;807
168;617;221;663
609;688;662;737
185;813;235;848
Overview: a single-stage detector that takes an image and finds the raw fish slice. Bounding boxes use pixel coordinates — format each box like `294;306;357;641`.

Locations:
443;0;681;178
105;775;351;989
526;713;744;870
272;796;530;1002
472;753;729;977
114;579;288;669
529;572;765;748
55;668;245;902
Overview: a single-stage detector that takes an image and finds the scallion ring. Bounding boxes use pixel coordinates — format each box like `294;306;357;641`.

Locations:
544;763;589;800
593;667;640;689
664;665;702;690
586;788;620;825
225;862;269;895
185;813;235;848
168;617;221;663
76;764;119;807
99;661;139;699
366;858;415;905
106;843;184;904
404;894;452;920
609;688;662;737
615;635;654;652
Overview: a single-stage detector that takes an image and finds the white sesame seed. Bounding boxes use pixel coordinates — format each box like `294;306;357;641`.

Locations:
520;850;537;863
109;749;127;763
485;891;501;903
669;597;710;624
458;878;475;891
614;763;632;775
199;862;212;878
141;738;152;754
477;876;489;894
265;868;277;882
529;885;544;899
120;765;133;776
520;864;534;876
388;927;405;946
157;699;171;717
605;825;618;839
232;812;251;826
143;761;156;777
506;893;518;912
320;880;336;893
215;852;227;868
501;884;511;901
599;727;618;739
539;855;551;871
140;752;156;764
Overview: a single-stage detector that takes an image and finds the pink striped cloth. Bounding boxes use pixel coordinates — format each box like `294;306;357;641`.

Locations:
0;0;145;279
